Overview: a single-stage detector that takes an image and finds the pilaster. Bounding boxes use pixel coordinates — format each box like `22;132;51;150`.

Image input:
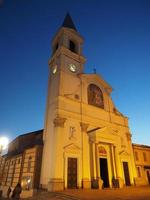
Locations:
80;122;91;189
114;146;124;188
48;116;66;191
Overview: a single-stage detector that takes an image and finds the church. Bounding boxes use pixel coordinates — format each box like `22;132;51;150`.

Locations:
0;14;150;198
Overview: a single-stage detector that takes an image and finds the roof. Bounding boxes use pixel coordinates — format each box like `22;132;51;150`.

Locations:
7;129;43;157
133;143;150;149
62;13;77;31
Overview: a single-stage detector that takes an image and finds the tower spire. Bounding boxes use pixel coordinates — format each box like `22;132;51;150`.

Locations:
62;13;77;31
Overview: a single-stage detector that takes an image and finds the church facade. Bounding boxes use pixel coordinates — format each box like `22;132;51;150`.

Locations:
0;14;150;197
40;14;137;190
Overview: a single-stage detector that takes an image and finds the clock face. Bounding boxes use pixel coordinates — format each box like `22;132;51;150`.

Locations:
69;63;77;72
52;65;57;74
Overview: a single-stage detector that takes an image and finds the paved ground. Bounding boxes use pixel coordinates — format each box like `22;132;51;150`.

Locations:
1;186;150;200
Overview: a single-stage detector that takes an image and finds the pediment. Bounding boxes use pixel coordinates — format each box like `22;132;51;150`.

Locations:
81;74;112;94
119;150;130;157
95;126;119;137
89;126;120;143
64;143;81;152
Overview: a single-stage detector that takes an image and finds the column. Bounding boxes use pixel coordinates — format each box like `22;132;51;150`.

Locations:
114;146;124;188
80;122;91;189
126;132;137;185
92;143;97;179
111;145;116;178
95;144;103;189
48;116;66;191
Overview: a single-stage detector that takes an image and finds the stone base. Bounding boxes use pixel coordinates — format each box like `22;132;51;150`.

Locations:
48;178;64;191
82;178;91;189
98;178;103;189
117;177;124;188
134;177;148;186
91;179;99;189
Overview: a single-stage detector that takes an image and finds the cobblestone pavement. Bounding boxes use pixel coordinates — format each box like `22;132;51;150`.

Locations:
1;186;150;200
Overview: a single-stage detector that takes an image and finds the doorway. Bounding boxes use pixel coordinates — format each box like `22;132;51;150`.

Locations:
99;158;109;187
67;158;77;188
123;162;131;186
146;171;150;184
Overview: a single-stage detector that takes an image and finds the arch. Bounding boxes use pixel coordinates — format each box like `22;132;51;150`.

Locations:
88;84;104;108
53;42;59;54
98;146;107;155
69;40;76;53
27;156;32;172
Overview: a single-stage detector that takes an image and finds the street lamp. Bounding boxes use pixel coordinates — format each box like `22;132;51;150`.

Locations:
0;137;9;155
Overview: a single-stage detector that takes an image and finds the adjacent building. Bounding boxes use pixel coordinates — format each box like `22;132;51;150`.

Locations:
0;130;43;197
133;144;150;185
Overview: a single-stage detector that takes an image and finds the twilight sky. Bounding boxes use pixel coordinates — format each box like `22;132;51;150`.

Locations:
0;0;150;146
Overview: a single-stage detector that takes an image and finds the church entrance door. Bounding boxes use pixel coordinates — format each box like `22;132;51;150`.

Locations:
67;158;77;188
99;158;109;187
146;171;150;184
123;162;131;186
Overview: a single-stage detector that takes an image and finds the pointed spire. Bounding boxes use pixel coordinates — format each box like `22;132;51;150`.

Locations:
62;13;77;31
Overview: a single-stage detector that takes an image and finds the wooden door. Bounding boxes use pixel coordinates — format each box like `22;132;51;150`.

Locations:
67;158;77;188
99;158;109;187
146;171;150;184
123;162;131;186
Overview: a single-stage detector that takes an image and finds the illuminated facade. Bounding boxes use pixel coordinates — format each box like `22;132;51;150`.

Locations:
40;14;137;191
0;14;150;198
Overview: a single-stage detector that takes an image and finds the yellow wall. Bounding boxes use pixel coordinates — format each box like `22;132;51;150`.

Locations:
133;144;150;185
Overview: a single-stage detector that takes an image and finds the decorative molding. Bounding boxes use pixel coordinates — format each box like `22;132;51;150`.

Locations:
80;122;89;132
53;117;66;127
69;126;76;140
63;143;81;153
126;132;132;141
119;150;130;156
98;146;107;155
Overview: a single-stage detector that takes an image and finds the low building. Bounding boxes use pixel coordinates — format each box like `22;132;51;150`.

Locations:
133;143;150;185
0;129;43;198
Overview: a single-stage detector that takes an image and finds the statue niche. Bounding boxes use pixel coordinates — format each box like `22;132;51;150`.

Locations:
88;84;104;108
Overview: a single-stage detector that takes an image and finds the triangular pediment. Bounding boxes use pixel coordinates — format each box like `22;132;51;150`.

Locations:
119;150;130;156
89;126;120;144
97;127;118;136
81;74;112;94
64;143;81;152
94;126;119;139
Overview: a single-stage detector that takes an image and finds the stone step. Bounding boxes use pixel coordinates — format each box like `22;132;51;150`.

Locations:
53;192;80;200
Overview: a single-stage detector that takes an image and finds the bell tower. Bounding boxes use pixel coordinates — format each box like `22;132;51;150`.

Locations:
45;13;86;110
40;14;87;191
50;13;86;75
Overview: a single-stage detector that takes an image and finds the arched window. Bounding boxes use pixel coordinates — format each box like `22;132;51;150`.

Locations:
98;146;107;156
88;84;104;108
53;43;59;54
69;40;76;53
27;156;32;172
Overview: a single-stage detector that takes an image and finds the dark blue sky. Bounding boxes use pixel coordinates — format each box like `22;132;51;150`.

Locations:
0;0;150;145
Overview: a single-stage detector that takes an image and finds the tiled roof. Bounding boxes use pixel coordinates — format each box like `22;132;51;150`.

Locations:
7;129;43;157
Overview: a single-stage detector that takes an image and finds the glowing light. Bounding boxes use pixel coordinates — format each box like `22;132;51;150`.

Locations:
0;137;9;150
27;179;31;183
